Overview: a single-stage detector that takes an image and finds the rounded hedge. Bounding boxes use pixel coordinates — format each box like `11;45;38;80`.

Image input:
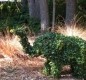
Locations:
33;32;86;79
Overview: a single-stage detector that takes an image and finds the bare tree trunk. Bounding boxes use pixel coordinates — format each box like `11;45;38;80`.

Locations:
65;0;76;26
35;0;40;19
52;0;56;31
39;0;49;32
28;0;36;18
28;0;40;19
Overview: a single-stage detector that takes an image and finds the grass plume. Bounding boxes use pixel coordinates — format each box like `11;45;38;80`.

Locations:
0;32;24;59
55;24;86;40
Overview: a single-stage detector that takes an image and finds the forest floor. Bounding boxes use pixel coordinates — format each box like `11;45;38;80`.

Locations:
0;56;56;80
0;56;81;80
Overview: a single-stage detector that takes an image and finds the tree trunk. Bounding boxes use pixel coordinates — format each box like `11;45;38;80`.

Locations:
28;0;40;19
65;0;76;26
52;0;56;31
35;0;40;19
39;0;49;32
28;0;36;18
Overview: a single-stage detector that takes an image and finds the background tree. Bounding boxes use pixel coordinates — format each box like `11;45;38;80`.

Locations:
65;0;76;26
52;0;56;31
28;0;36;18
28;0;40;19
0;0;86;34
34;0;40;19
39;0;49;32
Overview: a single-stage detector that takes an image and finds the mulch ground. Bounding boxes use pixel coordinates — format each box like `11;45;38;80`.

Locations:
0;56;80;80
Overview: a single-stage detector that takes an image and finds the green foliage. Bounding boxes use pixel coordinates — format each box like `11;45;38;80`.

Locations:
28;18;40;34
77;0;86;25
34;32;86;79
15;27;34;55
0;2;40;34
13;15;40;34
0;13;40;35
0;2;21;18
0;2;22;30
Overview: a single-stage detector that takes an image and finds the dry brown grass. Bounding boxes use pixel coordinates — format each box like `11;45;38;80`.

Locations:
55;24;86;40
0;33;24;59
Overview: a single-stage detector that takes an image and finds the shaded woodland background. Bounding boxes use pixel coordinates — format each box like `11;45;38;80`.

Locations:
0;0;86;34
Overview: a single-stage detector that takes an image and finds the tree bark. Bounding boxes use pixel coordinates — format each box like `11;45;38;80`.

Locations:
52;0;56;31
28;0;36;18
65;0;76;26
39;0;49;32
35;0;40;19
28;0;40;19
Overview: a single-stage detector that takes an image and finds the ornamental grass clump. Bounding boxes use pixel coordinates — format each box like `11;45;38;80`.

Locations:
34;32;86;79
0;32;23;59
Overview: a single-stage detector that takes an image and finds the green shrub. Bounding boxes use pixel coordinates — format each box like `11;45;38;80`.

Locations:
34;32;86;79
0;2;40;34
15;27;34;55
